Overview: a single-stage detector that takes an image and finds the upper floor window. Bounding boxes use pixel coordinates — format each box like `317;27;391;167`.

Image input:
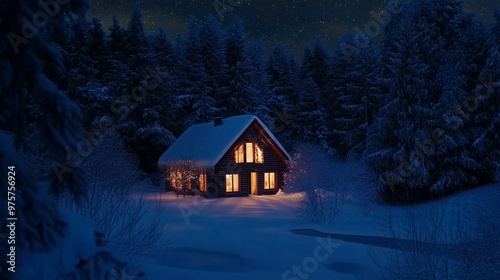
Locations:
235;144;244;163
235;142;264;163
245;143;254;162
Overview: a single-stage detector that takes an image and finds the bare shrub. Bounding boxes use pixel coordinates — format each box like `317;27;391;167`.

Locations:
285;142;346;224
56;132;166;262
371;199;499;280
466;189;500;279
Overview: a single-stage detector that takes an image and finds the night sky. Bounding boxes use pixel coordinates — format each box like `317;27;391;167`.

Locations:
88;0;499;55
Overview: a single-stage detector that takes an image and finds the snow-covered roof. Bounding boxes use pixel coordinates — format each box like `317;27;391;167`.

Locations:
158;115;290;168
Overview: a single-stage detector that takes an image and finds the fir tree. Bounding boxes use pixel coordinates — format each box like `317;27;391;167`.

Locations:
333;34;383;158
222;17;257;116
296;73;324;142
109;15;126;56
179;16;214;126
364;0;459;200
197;15;224;118
89;17;109;80
150;27;176;70
0;0;130;278
267;43;300;143
248;40;273;126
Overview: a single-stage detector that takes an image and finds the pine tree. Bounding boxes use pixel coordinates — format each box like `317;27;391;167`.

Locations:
322;33;353;156
0;0;129;278
149;28;183;136
177;16;216;127
469;26;500;185
109;15;126;56
267;43;300;143
104;16;132;98
125;2;151;69
197;14;224;118
150;27;176;70
300;37;330;95
248;40;273;126
89;17;109;80
296;73;324;142
120;109;176;172
495;9;500;48
222;17;256;116
332;34;384;158
364;0;461;200
64;18;97;90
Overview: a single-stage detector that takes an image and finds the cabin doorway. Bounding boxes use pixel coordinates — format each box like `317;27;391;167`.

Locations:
250;172;258;195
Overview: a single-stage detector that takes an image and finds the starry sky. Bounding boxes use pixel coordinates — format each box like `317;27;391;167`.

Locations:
88;0;499;55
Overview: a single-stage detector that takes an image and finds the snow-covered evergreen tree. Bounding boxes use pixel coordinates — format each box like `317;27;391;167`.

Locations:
332;33;384;158
149;28;183;136
104;16;133;98
267;43;300;143
124;3;150;65
222;17;257;116
196;14;224;119
150;27;176;71
89;17;109;80
300;37;330;97
120;109;176;172
364;0;463;200
109;15;127;57
177;16;216;127
296;72;324;142
248;40;273;126
322;33;353;156
0;0;140;279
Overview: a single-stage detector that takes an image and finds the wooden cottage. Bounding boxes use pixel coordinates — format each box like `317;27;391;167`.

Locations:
158;115;291;197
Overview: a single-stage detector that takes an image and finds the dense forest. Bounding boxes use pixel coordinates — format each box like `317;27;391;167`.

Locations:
2;0;500;279
22;0;500;202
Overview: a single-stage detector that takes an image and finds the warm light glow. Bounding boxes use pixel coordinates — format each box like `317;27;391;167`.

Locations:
235;144;244;163
235;143;264;164
199;173;207;191
255;144;264;163
170;171;182;189
226;174;239;192
264;172;276;190
245;143;254;162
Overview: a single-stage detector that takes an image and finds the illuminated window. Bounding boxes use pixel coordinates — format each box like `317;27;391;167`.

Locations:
226;174;240;193
235;143;264;164
245;143;254;162
170;171;182;189
234;144;244;163
199;173;206;191
264;172;276;190
255;144;264;163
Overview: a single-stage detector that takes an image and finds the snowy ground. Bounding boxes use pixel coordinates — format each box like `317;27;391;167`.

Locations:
134;179;498;280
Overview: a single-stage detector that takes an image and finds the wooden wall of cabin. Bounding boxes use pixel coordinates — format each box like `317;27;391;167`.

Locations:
212;124;287;197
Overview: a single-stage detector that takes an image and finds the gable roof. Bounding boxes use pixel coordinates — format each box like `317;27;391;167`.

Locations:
158;115;290;168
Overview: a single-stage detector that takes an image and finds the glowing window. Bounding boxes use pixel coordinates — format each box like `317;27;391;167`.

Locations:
226;174;240;193
264;172;276;190
255;144;264;163
234;144;244;163
199;173;207;191
170;171;182;189
245;143;254;162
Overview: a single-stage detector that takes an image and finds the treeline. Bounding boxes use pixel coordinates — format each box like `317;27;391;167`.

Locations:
48;0;500;201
